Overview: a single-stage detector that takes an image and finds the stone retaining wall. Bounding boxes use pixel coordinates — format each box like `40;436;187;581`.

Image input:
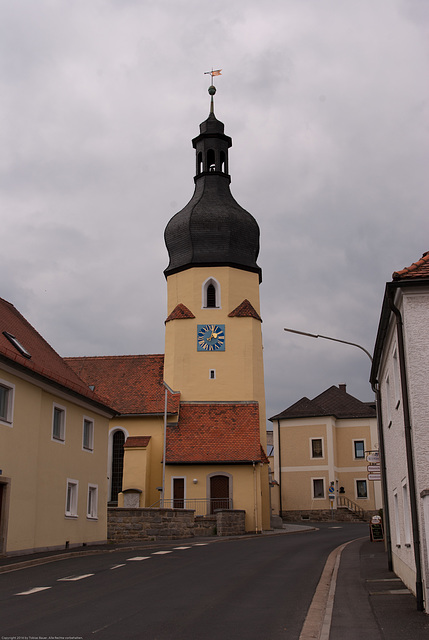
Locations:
281;508;378;523
107;507;247;542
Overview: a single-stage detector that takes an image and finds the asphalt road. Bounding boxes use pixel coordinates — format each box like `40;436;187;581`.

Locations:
0;522;367;640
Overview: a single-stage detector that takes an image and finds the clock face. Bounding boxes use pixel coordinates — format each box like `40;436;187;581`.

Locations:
197;324;225;351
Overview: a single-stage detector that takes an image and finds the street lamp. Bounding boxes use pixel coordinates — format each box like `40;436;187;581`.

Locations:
283;326;392;570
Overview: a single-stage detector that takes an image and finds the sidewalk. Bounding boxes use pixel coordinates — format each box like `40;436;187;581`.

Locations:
330;537;429;640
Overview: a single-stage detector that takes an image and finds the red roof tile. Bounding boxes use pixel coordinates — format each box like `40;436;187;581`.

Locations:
392;251;429;280
65;354;180;415
125;436;151;448
166;402;262;464
0;297;112;410
228;299;262;321
165;303;195;323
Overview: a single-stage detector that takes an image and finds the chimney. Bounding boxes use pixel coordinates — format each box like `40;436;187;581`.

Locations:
339;384;347;393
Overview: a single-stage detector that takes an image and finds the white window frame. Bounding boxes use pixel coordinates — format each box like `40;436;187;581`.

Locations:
202;277;221;309
310;437;324;460
385;374;392;427
0;378;15;427
393;490;401;547
312;477;325;499
87;484;98;520
402;480;412;546
52;403;66;442
355;479;368;499
65;479;78;517
82;416;94;452
353;439;366;460
392;347;401;409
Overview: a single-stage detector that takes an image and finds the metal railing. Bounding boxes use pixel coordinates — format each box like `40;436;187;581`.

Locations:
149;498;233;516
337;496;367;520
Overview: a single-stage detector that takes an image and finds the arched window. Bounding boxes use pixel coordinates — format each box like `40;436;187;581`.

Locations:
209;474;232;513
110;430;125;504
197;152;203;175
207;149;216;172
220;151;226;173
202;278;220;308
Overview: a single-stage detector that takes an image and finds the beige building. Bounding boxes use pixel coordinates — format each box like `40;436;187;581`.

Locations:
0;297;115;556
269;384;382;521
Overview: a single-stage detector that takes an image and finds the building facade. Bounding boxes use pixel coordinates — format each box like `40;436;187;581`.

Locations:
269;384;381;521
370;250;429;611
0;298;115;556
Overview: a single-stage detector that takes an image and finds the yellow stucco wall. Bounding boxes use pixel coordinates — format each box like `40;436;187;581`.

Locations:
1;368;111;554
277;416;381;514
164;463;266;532
109;415;164;508
163;265;270;530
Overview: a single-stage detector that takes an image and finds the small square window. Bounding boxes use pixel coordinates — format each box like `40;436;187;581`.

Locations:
313;478;325;499
65;479;78;517
209;369;216;380
356;480;368;499
83;418;94;451
0;380;14;425
52;405;66;442
87;485;98;519
354;440;365;459
311;438;323;459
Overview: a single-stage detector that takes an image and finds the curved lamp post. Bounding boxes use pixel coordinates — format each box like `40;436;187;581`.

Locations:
283;327;392;570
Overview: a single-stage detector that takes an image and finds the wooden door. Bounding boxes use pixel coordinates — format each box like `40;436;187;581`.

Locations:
173;478;185;508
210;475;230;513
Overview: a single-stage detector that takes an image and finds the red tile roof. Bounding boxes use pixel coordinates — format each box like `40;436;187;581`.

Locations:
125;436;151;448
165;402;263;464
65;354;180;415
228;299;262;321
0;297;112;410
165;303;195;323
392;251;429;280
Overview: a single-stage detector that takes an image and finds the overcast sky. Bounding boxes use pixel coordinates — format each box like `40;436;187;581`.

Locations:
1;0;428;427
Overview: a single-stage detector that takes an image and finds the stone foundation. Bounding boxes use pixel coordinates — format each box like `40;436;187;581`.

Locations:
108;507;247;542
282;508;378;523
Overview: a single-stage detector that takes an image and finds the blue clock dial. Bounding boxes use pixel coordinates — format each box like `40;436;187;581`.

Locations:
197;324;225;351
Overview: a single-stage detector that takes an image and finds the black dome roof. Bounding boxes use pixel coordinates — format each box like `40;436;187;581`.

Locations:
164;111;261;281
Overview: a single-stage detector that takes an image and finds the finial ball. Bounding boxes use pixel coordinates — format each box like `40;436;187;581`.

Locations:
208;85;216;96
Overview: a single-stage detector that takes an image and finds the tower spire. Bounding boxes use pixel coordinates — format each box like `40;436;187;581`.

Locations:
204;68;222;115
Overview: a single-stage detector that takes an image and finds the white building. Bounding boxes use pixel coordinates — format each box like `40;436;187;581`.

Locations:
370;250;429;611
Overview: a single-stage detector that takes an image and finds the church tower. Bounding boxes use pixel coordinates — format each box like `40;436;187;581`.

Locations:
163;84;270;531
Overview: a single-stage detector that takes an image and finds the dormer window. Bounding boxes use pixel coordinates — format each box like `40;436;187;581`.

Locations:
2;331;31;359
202;278;220;308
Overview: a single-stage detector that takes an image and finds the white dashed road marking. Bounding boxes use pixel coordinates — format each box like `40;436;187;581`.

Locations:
193;543;209;546
58;574;94;581
110;564;126;569
152;551;172;555
16;587;52;595
127;556;150;561
174;546;192;550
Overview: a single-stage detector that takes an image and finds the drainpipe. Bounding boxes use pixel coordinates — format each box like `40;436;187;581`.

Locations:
253;461;259;533
388;289;424;611
371;379;393;571
277;419;283;517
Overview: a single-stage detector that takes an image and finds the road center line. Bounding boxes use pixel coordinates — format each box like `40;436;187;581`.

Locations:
127;556;150;561
152;551;172;555
58;574;94;581
16;586;52;595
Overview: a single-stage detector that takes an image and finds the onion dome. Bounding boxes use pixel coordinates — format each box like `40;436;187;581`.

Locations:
164;86;262;282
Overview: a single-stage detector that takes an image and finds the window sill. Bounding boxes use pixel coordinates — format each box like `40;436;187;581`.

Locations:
52;437;65;444
65;514;78;519
405;543;411;548
83;447;94;453
0;419;13;427
396;544;401;548
87;516;98;521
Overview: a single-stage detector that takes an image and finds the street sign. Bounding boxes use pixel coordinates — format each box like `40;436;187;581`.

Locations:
328;485;335;494
368;473;381;481
367;464;381;472
367;453;380;462
329;494;335;500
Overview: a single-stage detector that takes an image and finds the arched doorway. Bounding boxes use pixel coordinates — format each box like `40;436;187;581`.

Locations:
110;430;125;505
210;475;230;513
